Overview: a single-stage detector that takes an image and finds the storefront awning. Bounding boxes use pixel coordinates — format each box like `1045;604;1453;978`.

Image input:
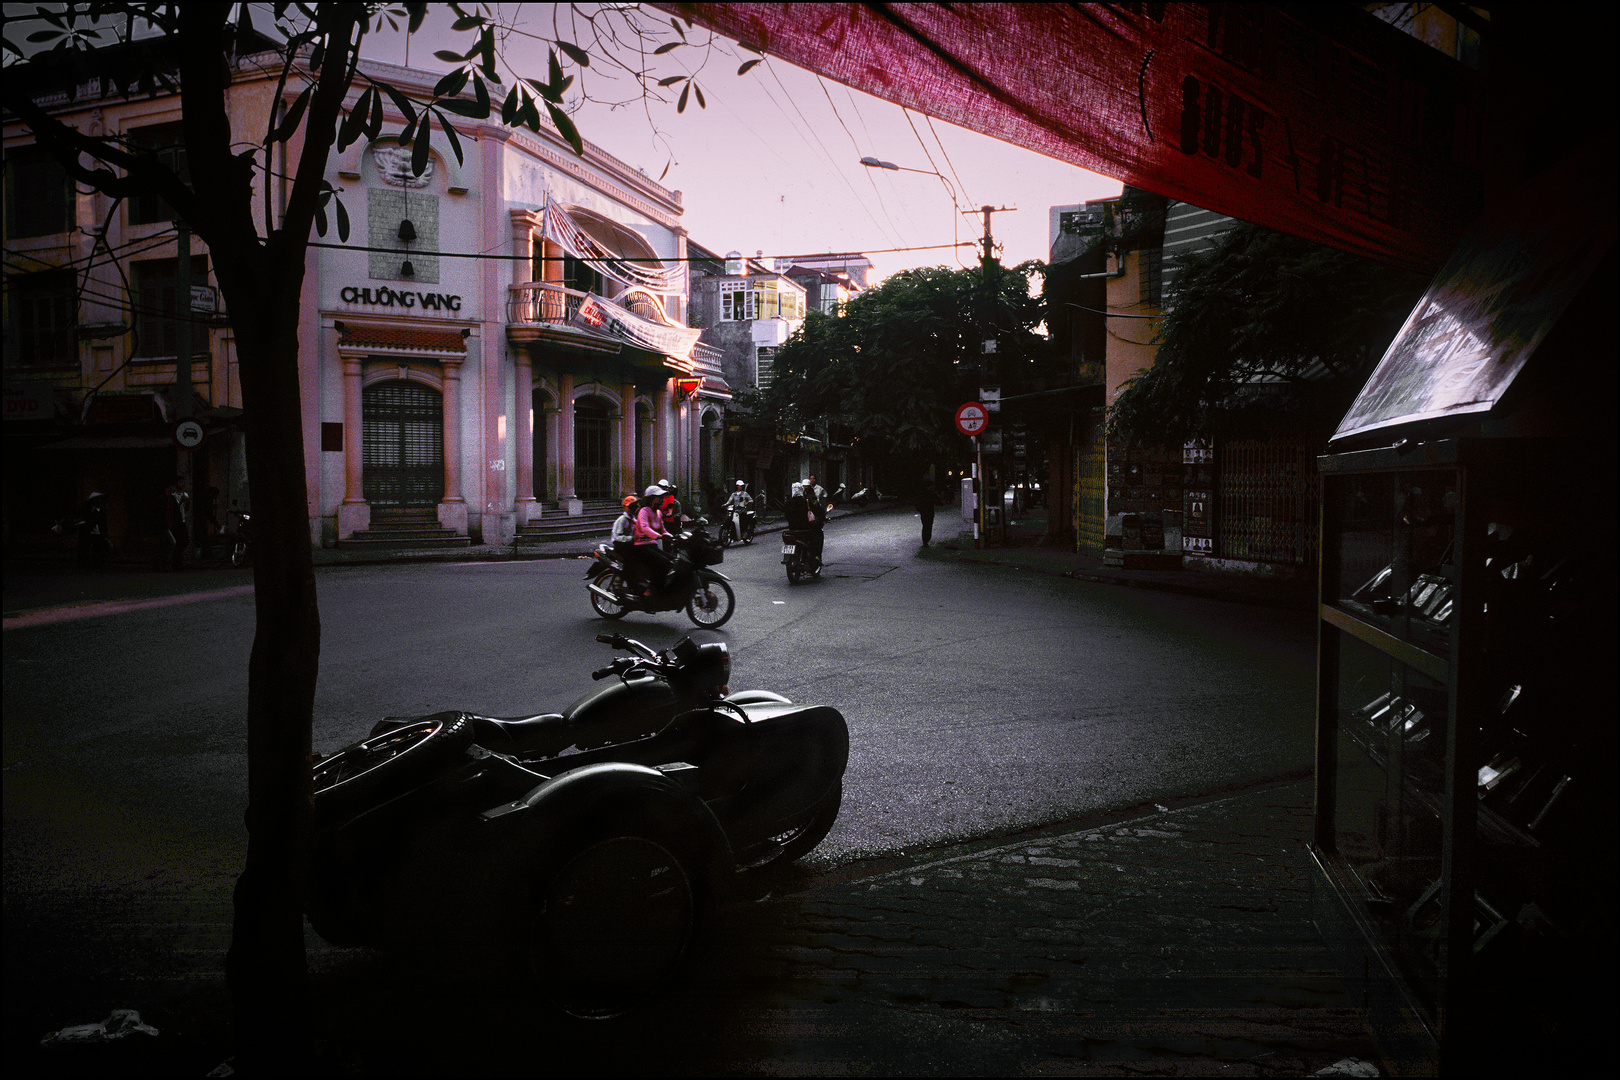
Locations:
38;434;175;451
337;325;468;354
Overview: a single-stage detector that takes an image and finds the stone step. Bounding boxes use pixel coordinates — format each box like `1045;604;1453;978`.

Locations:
340;534;471;549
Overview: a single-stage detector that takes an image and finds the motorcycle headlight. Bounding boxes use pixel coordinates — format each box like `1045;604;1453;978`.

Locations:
680;639;731;699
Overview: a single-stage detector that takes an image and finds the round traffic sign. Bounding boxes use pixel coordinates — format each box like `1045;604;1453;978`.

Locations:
173;418;206;449
954;401;989;437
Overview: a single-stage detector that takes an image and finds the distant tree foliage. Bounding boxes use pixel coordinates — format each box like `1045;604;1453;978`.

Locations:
1108;223;1428;445
752;261;1045;469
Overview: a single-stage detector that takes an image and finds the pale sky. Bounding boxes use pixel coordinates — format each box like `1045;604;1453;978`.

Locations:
361;4;1124;284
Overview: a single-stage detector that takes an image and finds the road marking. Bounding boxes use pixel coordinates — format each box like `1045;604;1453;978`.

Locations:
3;585;256;631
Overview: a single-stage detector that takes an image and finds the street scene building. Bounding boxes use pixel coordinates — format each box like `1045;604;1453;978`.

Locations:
4;48;722;555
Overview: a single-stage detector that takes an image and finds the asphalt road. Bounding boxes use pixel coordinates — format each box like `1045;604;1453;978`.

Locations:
3;505;1319;1067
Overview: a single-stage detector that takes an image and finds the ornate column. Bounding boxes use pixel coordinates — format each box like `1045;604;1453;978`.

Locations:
557;371;579;514
513;351;537;523
657;378;676;488
619;380;638;499
337;355;369;538
438;356;468;535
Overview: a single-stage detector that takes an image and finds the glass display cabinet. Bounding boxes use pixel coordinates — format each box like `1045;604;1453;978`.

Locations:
1309;438;1613;1076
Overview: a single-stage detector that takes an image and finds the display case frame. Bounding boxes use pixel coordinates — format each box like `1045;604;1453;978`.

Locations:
1308;437;1605;1076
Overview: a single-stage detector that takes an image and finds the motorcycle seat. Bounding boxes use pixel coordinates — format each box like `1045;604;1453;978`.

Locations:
466;713;575;758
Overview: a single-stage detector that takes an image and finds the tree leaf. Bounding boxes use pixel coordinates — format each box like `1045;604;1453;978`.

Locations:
677;82;689;113
406;3;427;34
657;74;687;87
548;48;562;89
694;82;705;109
436;97;487;118
738;58;762;75
659;159;671;181
432;66;468;99
501;86;519;124
275;85;314;143
546;101;582;155
653;41;681;55
411;126;431;175
379;80;418;125
335;88;369;150
451;15;484;31
473;72;490;113
334;195;351;243
433;50;464;63
436;108;464;165
557;40;590;67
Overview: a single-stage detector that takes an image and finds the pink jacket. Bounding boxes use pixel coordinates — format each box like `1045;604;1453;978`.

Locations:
633;505;668;544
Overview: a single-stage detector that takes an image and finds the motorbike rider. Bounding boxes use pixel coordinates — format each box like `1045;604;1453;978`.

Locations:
633;485;678;595
724;480;753;537
656;478;683;533
785;482;824;563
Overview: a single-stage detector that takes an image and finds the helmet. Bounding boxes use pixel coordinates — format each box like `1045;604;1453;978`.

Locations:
657;478;672;491
735;480;745;488
644;485;665;499
622;495;638;509
791;482;804;497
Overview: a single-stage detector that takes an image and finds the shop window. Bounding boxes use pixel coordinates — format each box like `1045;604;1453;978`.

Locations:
133;255;209;358
4;144;75;239
127;124;189;225
5;269;76;367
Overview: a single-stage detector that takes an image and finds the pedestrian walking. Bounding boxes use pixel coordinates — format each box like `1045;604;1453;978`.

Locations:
77;492;110;569
161;477;190;571
915;478;937;552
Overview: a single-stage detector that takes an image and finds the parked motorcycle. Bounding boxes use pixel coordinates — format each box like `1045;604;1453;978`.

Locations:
309;632;849;1016
781;528;822;584
585;519;735;628
718;504;757;548
228;507;252;568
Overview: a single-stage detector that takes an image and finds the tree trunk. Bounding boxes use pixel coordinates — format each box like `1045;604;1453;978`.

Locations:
222;289;320;1071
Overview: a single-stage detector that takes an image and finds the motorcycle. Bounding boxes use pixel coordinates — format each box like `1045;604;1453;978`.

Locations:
228;507;252;568
717;504;757;548
585;519;735;628
781;528;822;584
309;632;849;1016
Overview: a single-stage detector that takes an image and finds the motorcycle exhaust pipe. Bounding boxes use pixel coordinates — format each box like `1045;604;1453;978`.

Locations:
587;583;623;603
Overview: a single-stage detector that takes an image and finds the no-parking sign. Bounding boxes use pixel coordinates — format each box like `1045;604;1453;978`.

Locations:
954;402;989;437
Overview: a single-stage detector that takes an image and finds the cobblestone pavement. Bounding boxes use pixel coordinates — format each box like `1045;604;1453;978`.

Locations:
682;780;1378;1076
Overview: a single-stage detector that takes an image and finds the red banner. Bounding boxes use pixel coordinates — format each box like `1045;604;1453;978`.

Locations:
659;3;1484;272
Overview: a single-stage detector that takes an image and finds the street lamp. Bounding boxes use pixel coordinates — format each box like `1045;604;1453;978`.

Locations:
859;155;966;268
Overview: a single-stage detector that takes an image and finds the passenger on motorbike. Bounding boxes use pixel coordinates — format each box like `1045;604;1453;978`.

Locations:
724;480;753;538
656;478;682;533
633;486;677;595
785;482;824;562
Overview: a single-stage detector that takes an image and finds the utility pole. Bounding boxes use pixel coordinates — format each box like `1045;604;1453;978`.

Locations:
965;205;1014;547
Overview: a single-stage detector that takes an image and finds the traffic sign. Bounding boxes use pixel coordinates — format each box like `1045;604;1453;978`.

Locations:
173;418;206;449
954;401;989;437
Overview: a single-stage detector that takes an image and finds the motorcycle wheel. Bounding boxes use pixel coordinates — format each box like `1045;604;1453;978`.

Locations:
312;712;474;820
685;574;735;629
590;571;630;620
529;825;702;1019
718;523;734;549
785;558;801;585
742;522;755;544
230;541;248;568
751;781;843;871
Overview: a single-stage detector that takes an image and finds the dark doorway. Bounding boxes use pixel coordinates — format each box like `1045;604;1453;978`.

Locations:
574;395;613;500
363;379;444;506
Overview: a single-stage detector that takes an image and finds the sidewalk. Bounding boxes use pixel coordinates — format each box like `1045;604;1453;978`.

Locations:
918;506;1316;611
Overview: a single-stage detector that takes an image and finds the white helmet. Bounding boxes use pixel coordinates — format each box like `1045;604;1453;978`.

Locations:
735;480;745;488
657;478;672;490
791;482;804;496
643;485;665;499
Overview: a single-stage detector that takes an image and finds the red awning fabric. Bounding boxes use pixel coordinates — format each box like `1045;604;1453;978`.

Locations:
336;325;467;353
659;3;1484;271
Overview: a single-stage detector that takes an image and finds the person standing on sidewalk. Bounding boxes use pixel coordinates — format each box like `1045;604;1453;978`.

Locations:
915;478;937;552
161;477;190;571
77;492;110;569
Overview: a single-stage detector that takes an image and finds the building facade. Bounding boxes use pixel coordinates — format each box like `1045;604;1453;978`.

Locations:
4;49;718;556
